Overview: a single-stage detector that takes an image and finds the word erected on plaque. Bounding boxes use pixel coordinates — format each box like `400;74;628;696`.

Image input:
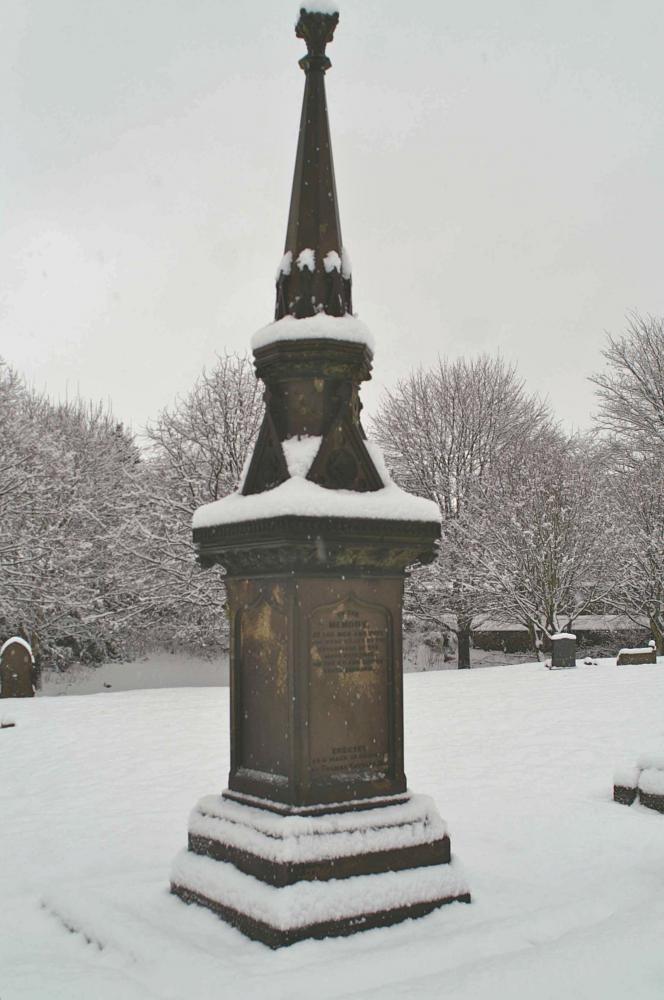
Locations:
308;595;390;778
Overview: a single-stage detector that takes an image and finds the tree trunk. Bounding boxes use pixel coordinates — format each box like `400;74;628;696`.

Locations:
651;615;664;655
457;618;472;669
528;623;542;661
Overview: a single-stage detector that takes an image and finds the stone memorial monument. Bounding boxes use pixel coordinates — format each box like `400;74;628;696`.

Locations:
170;5;470;947
0;638;35;699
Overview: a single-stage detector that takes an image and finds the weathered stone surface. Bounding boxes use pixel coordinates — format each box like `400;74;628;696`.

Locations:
551;635;576;669
195;514;439;577
617;647;657;665
613;784;638;806
242;339;381;497
638;789;664;813
225;576;408;808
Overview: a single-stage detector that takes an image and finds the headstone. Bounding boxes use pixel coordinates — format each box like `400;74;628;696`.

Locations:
550;632;576;669
170;7;470;948
0;638;35;698
616;645;657;665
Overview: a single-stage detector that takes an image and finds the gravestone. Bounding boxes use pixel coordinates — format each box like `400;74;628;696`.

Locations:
550;632;576;669
616;643;657;665
170;6;470;947
0;638;35;698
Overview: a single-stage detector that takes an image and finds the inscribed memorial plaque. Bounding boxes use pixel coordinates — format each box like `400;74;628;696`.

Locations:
308;596;390;780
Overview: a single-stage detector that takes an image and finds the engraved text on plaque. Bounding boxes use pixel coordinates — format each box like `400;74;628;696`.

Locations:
308;595;390;780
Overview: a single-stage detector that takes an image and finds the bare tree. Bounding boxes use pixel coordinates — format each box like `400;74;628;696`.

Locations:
461;434;618;655
590;313;664;460
588;313;664;651
0;365;141;667
145;352;263;508
602;456;664;652
124;352;264;652
373;354;552;666
0;352;263;666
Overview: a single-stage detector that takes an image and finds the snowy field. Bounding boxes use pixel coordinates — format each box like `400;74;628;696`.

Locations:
2;657;664;999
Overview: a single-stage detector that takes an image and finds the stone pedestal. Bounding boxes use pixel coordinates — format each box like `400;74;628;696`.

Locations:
171;793;469;948
170;511;471;945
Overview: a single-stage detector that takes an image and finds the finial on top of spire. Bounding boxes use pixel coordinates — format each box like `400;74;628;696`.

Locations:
296;6;339;71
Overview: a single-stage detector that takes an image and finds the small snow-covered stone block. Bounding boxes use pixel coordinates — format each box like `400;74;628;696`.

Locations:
613;766;640;806
613;759;664;813
616;646;657;666
638;768;664;813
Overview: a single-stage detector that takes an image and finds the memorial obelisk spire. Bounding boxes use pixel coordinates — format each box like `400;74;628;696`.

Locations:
275;7;352;319
241;5;382;497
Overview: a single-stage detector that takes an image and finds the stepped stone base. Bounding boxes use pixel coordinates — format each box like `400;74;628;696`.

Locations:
170;792;470;948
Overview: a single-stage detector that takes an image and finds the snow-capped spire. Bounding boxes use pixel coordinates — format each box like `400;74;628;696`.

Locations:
275;6;352;320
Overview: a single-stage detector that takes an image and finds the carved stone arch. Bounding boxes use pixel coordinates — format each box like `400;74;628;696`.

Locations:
307;412;384;492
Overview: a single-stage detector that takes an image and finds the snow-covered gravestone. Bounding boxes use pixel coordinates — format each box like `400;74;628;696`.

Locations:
616;641;657;666
170;6;470;948
549;633;576;669
0;638;35;699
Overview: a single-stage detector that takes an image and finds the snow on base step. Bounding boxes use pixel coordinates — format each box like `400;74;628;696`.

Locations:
170;850;469;932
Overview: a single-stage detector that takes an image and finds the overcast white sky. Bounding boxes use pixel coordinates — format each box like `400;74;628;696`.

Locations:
2;0;663;434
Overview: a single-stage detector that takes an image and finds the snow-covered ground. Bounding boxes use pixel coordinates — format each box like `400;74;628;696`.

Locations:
2;657;663;999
